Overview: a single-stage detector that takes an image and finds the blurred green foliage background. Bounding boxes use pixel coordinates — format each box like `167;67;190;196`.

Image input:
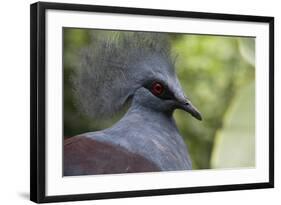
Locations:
64;28;255;170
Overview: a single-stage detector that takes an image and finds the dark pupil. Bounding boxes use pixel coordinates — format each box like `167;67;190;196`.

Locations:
152;82;164;95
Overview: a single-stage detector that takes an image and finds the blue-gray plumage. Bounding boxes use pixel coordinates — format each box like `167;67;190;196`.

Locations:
64;32;202;175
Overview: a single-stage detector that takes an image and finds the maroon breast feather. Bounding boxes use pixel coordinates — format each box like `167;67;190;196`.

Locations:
64;136;160;176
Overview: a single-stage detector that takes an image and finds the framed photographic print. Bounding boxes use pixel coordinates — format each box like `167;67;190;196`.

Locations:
30;1;274;203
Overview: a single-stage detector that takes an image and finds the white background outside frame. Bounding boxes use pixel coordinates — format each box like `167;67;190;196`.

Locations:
1;0;280;205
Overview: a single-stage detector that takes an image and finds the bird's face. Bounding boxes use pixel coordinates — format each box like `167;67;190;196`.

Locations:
132;54;202;121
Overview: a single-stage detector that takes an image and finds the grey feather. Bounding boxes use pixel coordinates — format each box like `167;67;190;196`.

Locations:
71;32;173;119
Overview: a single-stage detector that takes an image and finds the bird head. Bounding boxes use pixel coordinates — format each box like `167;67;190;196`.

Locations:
129;52;202;120
72;32;201;121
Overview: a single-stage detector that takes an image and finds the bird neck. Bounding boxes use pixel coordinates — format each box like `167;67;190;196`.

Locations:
86;99;192;171
106;104;191;170
125;102;175;124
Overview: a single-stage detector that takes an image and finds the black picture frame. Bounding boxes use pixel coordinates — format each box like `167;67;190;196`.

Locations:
30;1;274;203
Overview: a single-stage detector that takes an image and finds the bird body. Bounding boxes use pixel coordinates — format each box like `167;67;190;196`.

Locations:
64;32;201;176
64;96;192;176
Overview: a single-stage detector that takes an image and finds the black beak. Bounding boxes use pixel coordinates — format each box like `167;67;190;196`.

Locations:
177;99;202;121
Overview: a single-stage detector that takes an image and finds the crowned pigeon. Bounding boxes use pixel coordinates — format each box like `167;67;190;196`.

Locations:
64;32;202;176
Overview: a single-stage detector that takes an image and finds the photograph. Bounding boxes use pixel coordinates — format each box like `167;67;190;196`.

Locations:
63;29;255;176
0;0;279;204
30;2;273;202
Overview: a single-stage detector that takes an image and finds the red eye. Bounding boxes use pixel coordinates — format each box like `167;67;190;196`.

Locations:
151;82;164;96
